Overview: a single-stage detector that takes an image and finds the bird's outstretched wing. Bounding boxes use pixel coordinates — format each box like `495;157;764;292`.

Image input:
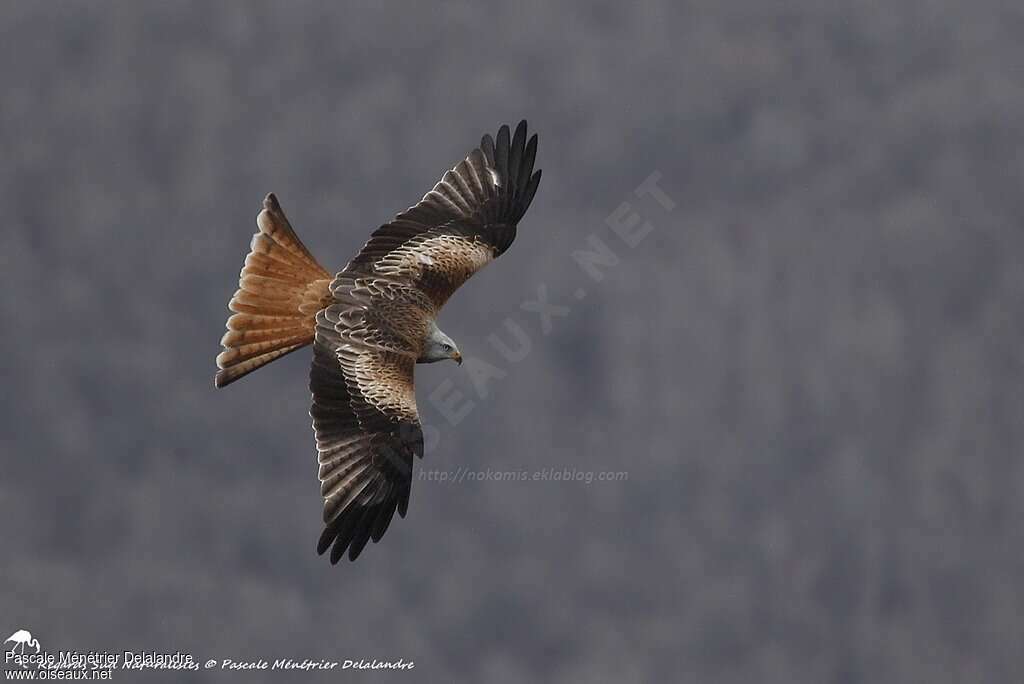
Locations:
310;312;423;563
342;120;542;308
309;121;541;563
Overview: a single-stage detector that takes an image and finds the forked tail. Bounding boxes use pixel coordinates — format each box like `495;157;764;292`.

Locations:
215;194;332;388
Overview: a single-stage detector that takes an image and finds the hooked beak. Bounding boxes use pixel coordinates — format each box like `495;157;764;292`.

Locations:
453;351;463;366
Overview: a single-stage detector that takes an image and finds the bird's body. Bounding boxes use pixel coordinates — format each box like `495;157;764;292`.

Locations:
215;122;541;563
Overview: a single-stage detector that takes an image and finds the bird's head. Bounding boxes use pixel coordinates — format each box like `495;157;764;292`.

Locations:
419;324;462;365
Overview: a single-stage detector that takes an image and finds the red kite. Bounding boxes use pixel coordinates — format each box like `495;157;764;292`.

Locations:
215;122;541;563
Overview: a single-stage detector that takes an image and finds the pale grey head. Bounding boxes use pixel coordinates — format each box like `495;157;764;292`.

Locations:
418;321;462;365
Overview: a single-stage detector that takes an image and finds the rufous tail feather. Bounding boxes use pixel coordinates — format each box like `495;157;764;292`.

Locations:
215;193;331;388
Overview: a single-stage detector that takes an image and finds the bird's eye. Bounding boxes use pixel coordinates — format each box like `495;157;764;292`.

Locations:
442;344;451;351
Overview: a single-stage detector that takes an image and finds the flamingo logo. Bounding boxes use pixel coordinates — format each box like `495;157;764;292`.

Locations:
4;630;40;668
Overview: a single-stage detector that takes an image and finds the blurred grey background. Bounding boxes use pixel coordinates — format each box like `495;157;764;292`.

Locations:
3;2;1023;682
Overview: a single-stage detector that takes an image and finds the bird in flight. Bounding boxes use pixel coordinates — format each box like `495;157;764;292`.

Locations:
215;121;542;563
